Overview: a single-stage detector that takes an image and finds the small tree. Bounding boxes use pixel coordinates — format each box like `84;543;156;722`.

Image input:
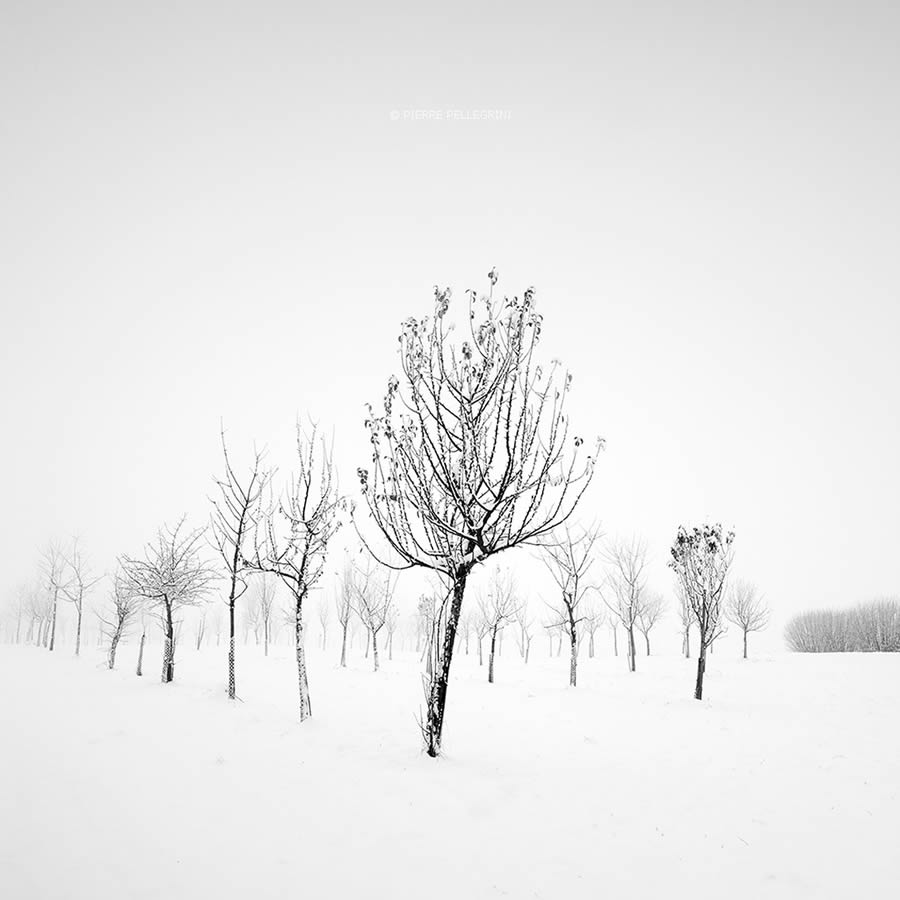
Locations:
725;580;769;659
669;523;735;699
256;575;277;656
351;559;396;672
335;562;354;667
250;426;342;721
542;525;601;686
210;431;267;699
602;536;649;673
478;568;519;684
677;585;692;658
515;602;534;663
100;572;142;669
637;591;666;656
41;542;69;652
120;520;216;684
582;604;604;658
317;597;331;650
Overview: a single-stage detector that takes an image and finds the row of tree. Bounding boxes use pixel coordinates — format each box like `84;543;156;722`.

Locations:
1;270;771;756
784;599;900;653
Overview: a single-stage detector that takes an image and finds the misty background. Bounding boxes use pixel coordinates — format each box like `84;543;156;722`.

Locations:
2;1;898;645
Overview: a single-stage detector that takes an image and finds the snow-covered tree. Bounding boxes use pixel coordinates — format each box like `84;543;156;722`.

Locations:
669;523;735;699
542;525;601;686
210;430;268;699
99;571;142;670
120;519;216;684
356;272;599;755
250;426;342;721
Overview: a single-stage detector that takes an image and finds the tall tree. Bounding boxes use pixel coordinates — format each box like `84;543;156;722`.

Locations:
669;523;735;699
676;584;693;658
250;426;342;722
725;580;768;659
210;431;267;699
356;272;598;756
120;520;216;683
602;536;649;673
542;525;601;686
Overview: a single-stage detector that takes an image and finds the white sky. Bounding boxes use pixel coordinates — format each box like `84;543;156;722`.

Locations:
2;1;898;643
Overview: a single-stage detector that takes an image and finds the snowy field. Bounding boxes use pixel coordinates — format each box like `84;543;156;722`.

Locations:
1;642;898;900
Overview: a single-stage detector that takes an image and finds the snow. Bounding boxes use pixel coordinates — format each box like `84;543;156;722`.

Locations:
1;641;898;899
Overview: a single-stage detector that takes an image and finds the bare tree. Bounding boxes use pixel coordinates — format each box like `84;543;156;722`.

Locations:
582;603;604;658
602;535;649;673
351;559;396;672
385;605;400;660
669;523;735;699
41;542;69;652
120;520;216;683
637;591;667;656
725;580;769;659
356;273;598;756
210;431;267;699
256;574;277;656
61;539;100;657
677;584;692;658
250;426;342;721
136;615;147;676
335;561;354;667
542;525;601;686
316;597;331;650
514;602;534;663
99;571;142;669
477;567;520;683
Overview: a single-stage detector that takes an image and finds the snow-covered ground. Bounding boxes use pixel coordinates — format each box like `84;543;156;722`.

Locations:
1;641;897;900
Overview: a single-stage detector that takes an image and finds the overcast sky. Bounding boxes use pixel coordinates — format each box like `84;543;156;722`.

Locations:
2;1;898;643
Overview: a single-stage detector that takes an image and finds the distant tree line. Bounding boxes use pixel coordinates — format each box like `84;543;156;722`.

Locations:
784;598;900;653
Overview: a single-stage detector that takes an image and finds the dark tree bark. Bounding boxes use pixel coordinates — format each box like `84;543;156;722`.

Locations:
488;626;498;683
423;570;467;758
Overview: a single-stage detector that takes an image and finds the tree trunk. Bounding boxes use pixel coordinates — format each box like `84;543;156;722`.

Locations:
589;632;595;658
612;626;618;657
627;625;636;672
372;629;380;672
478;636;483;666
108;624;122;670
644;632;650;656
569;628;577;687
694;643;707;700
340;621;348;667
264;620;269;657
75;603;83;657
364;629;370;659
743;628;748;660
294;603;312;722
488;627;497;683
524;638;530;664
162;603;175;683
423;568;468;757
388;631;394;661
228;596;237;699
136;629;146;676
48;588;59;651
683;626;691;658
